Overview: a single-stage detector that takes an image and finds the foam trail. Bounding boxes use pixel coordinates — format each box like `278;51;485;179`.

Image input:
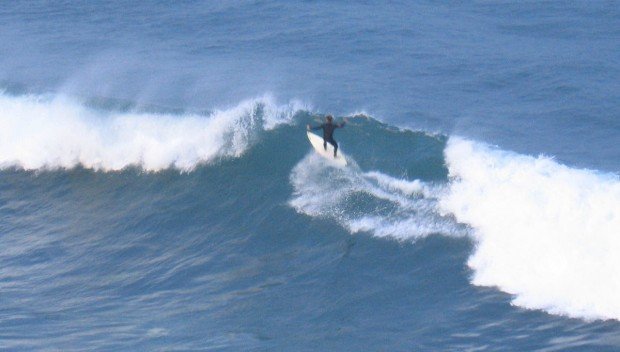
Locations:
0;92;305;171
289;153;464;241
441;137;620;321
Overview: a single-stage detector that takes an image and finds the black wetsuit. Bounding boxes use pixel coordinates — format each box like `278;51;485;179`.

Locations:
311;121;345;156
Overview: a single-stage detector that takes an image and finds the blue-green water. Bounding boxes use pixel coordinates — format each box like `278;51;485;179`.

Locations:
1;1;619;350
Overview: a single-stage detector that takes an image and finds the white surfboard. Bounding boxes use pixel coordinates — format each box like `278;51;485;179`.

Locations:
307;131;348;167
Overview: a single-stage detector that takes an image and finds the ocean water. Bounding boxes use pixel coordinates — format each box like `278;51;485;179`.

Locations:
1;1;619;351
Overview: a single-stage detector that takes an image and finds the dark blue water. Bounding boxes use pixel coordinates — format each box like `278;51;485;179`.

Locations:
1;1;619;350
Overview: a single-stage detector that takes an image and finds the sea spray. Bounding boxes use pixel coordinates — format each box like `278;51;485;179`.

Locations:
289;153;465;240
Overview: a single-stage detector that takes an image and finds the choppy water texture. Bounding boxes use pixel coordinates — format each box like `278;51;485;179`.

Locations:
1;1;619;351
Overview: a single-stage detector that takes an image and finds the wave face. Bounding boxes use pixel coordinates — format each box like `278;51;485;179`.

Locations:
0;92;304;171
1;92;620;350
441;138;620;320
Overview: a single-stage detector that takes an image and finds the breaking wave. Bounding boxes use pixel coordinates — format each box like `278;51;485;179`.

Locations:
0;92;305;171
441;137;620;321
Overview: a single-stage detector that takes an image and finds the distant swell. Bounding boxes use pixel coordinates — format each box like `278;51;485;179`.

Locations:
0;92;305;171
441;137;620;321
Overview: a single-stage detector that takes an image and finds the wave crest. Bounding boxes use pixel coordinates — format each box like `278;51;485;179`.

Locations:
0;92;305;171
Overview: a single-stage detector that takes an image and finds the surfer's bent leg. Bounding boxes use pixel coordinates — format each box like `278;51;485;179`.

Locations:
323;140;327;150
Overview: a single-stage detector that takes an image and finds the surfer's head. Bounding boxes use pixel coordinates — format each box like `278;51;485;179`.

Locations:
326;115;333;122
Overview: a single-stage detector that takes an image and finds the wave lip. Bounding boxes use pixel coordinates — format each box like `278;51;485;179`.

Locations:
441;137;620;321
0;92;305;171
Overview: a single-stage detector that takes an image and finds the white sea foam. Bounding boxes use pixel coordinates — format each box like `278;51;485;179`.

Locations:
0;92;305;171
363;171;432;197
440;137;620;320
289;153;464;241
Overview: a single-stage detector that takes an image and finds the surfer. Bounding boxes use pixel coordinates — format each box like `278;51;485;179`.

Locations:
307;115;346;157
